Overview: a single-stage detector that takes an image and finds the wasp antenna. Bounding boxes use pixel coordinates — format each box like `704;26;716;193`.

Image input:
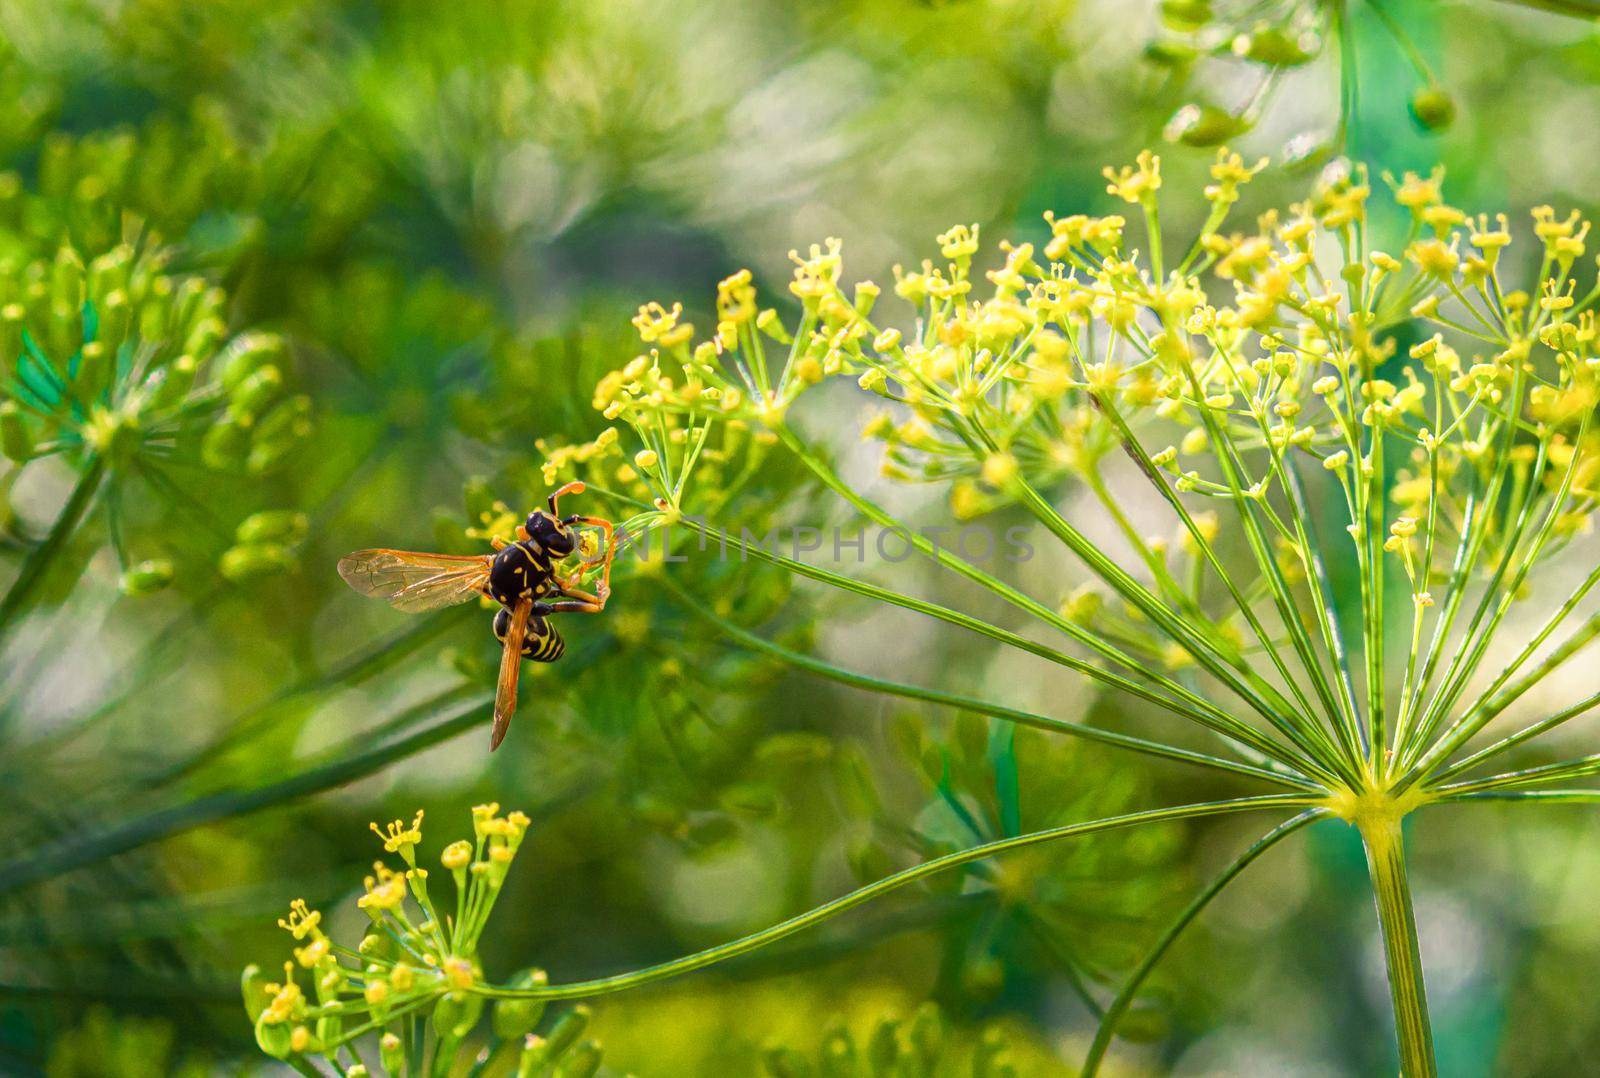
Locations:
548;480;586;515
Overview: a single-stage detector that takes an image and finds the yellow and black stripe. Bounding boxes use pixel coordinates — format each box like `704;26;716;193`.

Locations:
524;616;565;663
494;608;565;663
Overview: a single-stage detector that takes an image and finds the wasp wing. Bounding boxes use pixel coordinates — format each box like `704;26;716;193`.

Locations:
337;549;492;613
490;597;531;751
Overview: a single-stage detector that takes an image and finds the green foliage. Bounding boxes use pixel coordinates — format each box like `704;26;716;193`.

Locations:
0;0;1597;1075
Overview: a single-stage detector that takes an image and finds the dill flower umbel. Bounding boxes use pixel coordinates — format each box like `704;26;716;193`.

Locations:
244;805;604;1076
538;149;1600;1074
0;194;313;605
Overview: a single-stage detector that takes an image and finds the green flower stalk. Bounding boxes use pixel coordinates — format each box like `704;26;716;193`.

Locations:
527;148;1600;1073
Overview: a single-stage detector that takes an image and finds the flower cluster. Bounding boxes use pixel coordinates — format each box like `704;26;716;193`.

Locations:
0;216;313;591
502;152;1600;1072
245;806;601;1076
551;149;1600;798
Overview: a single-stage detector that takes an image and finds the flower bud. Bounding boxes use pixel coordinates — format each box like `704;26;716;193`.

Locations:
541;1004;591;1062
151;352;197;408
236;510;309;545
380;1032;404;1074
240;964;272;1021
432;990;485;1040
492;969;549;1038
173;277;208;334
764;1046;810;1078
1410;88;1456;131
247;396;313;474
1164;103;1248;148
202;417;251;470
517;1035;549;1077
119;559;175;596
0;304;22;365
909;1002;945;1069
97;290;129;358
1159;0;1212;32
139;279;173;343
557;1040;603;1078
315;1012;343;1051
51;246;84;310
88;246;132;299
1231;27;1316;66
357;931;397;962
254;1013;293;1059
218;332;287;392
230;365;284;418
220;542;295;582
183;315;227;361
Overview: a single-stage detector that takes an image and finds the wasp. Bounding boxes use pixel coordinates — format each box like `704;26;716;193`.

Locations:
338;482;615;750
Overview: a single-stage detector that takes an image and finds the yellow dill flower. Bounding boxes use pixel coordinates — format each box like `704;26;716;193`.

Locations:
441;840;473;871
262;964;305;1024
1393;167;1445;211
277;899;323;941
716;269;757;324
1205;148;1267;207
293;937;329;968
371;810;425;864
1103;150;1162;204
632;302;694;348
471;802;501;838
357;863;408;912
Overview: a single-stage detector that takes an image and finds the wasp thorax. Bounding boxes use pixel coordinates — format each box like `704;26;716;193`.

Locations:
488;542;550;606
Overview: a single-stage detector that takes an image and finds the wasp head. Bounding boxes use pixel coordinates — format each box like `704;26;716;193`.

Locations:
525;509;577;556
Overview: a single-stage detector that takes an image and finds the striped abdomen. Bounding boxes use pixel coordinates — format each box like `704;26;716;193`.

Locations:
493;607;565;663
523;616;564;663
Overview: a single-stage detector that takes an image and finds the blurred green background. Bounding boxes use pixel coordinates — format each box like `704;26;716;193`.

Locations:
0;0;1598;1074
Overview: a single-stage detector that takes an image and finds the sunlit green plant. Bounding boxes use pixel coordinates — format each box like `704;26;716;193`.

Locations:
523;149;1600;1074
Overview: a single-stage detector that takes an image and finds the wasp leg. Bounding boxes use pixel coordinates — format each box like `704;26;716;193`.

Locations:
491;536;508;550
547;480;586;517
541;597;605;615
561;513;616;600
552;581;606;609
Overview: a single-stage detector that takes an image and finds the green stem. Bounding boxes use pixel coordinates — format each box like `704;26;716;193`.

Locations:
0;693;495;897
0;456;105;638
1358;814;1436;1077
1430;689;1600;784
1011;478;1355;783
1432;751;1600;795
658;575;1317;791
1080;809;1325;1075
477;795;1317;1002
673;517;1323;777
1438;789;1600;805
